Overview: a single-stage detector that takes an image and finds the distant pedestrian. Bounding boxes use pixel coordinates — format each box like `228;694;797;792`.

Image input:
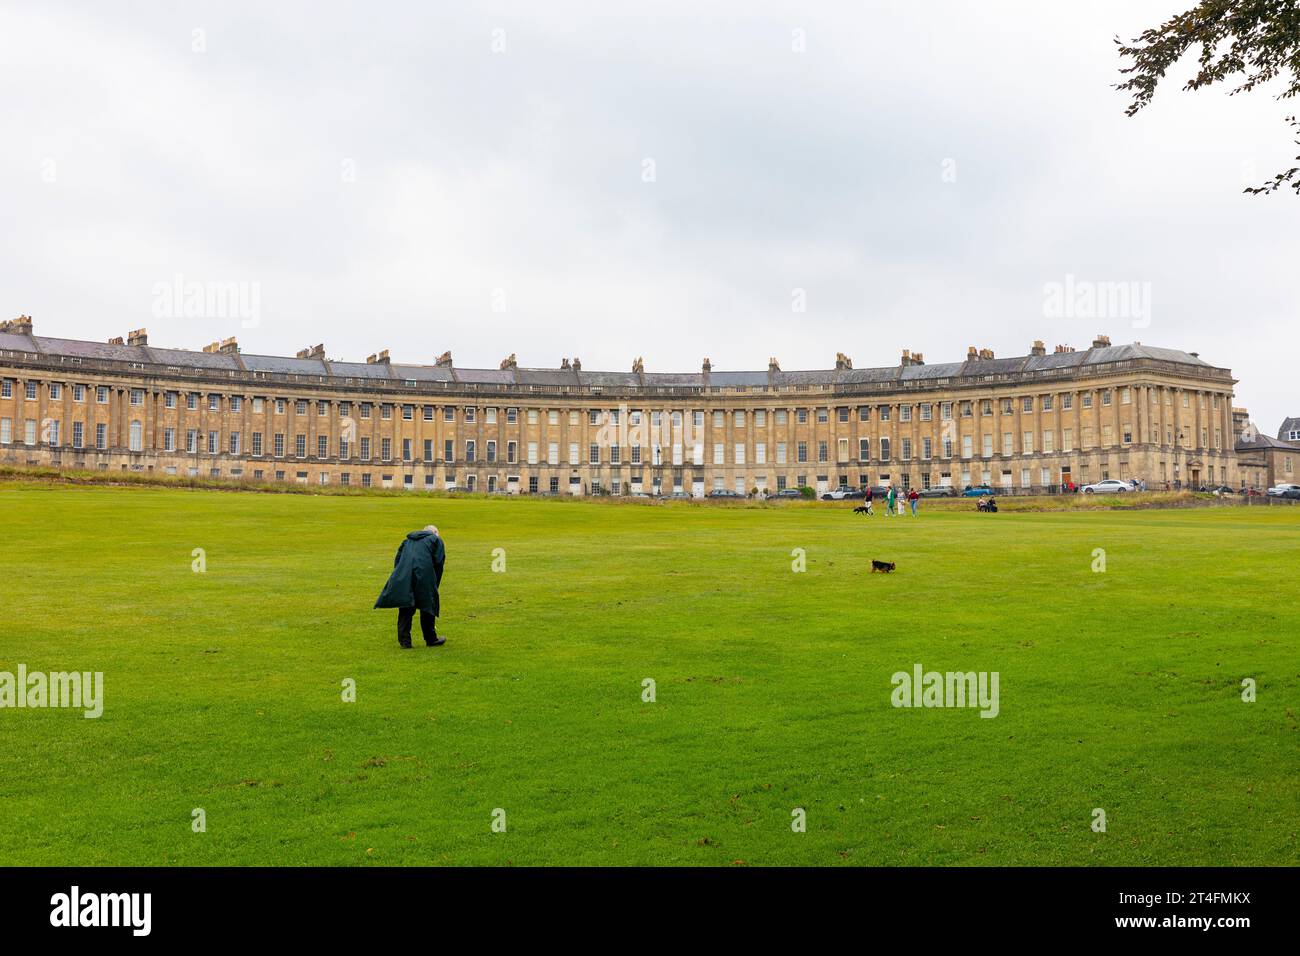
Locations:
886;485;896;516
908;488;919;516
864;486;875;516
374;525;447;649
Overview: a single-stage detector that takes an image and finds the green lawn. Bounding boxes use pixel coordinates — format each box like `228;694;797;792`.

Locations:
0;484;1295;866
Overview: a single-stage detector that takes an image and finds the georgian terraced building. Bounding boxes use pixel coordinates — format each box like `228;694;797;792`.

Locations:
0;316;1241;495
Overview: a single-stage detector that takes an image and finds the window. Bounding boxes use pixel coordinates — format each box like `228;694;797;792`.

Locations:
25;382;38;400
465;407;477;424
296;400;308;415
859;438;870;461
97;423;107;450
0;380;10;399
320;435;330;458
207;431;218;454
252;433;263;457
360;437;371;460
129;421;143;452
296;434;307;458
879;438;891;462
131;389;144;406
381;437;392;461
73;421;84;448
403;404;414;421
465;440;476;463
1022;396;1033;412
98;386;110;405
230;433;241;455
274;433;285;457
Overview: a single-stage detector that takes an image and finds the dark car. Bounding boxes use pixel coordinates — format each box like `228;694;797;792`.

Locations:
962;485;994;497
1282;487;1300;500
707;489;744;499
773;488;803;499
917;486;957;498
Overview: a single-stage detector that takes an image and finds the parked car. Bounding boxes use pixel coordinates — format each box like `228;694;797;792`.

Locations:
962;485;994;497
1081;479;1130;494
707;489;745;499
917;486;957;498
1283;487;1300;500
1266;483;1300;497
773;488;803;499
822;486;865;500
668;491;691;500
1209;485;1236;496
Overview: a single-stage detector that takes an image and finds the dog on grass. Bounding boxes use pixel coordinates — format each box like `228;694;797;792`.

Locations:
853;505;872;515
870;559;896;573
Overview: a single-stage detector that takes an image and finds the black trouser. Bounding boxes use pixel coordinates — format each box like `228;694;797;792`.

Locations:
397;606;438;647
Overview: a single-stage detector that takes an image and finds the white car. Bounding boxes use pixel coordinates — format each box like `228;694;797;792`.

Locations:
1081;479;1130;494
1267;483;1300;497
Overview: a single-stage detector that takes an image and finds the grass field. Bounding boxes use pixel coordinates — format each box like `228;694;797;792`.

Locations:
0;483;1296;866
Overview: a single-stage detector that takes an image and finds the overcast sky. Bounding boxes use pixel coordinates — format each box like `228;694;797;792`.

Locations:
2;1;1295;430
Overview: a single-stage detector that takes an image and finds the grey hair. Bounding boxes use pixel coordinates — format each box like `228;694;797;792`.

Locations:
424;525;439;535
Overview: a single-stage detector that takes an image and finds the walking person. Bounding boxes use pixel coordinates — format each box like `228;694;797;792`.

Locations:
864;485;874;516
908;487;919;516
886;485;896;517
374;525;447;649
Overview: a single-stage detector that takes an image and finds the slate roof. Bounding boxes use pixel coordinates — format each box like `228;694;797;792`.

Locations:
6;329;1227;390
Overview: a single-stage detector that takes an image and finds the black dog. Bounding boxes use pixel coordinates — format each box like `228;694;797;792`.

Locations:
853;505;872;515
870;559;896;573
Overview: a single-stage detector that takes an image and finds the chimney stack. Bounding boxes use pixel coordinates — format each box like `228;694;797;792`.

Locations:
1092;334;1111;348
127;328;148;346
768;357;780;373
219;337;239;355
1030;340;1045;356
560;357;571;370
835;352;853;370
967;346;978;361
912;352;924;366
1;315;33;335
979;348;994;360
702;357;712;374
571;356;581;372
108;336;125;346
201;341;220;354
631;356;644;374
376;349;390;364
901;349;912;367
500;353;518;370
435;350;453;367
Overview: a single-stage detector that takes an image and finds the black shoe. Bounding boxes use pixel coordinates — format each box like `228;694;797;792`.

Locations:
426;637;446;647
399;642;413;649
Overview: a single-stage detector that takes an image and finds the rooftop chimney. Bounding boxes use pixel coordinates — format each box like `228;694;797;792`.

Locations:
219;336;239;355
500;353;517;370
365;353;377;364
979;348;995;360
572;356;581;372
768;357;780;372
1;315;33;335
295;343;324;359
912;352;924;366
108;336;125;346
435;350;453;367
631;356;644;374
1053;344;1075;354
702;357;712;373
201;341;220;354
835;352;853;370
901;349;912;367
1092;334;1111;348
127;328;148;346
967;346;978;360
1030;340;1045;356
376;349;390;364
560;358;571;370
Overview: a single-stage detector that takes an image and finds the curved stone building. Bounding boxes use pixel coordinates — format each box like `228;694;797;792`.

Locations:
0;316;1240;495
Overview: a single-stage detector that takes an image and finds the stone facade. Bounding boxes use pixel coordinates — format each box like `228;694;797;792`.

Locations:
0;318;1241;495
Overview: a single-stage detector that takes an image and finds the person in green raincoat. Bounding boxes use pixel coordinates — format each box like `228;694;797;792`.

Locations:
374;525;446;648
886;485;897;516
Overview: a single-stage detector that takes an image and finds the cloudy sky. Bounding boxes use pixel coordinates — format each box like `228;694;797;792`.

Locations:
2;1;1295;430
